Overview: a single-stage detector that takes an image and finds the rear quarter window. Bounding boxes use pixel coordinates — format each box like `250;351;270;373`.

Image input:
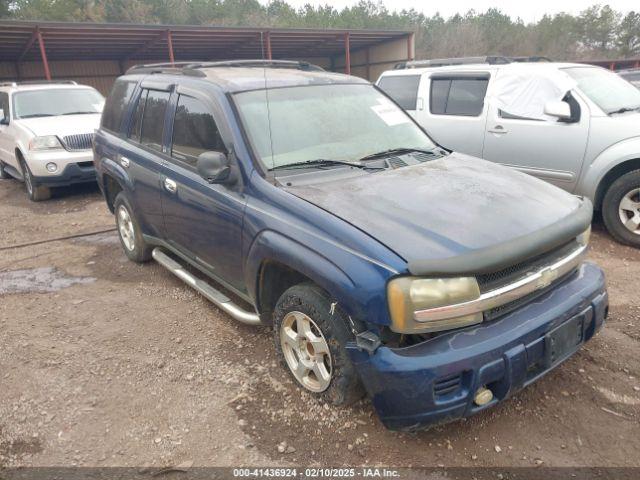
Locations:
101;79;136;133
377;75;421;110
430;77;489;116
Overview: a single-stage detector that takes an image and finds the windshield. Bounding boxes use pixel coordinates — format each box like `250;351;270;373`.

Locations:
13;88;104;119
564;67;640;114
233;83;436;170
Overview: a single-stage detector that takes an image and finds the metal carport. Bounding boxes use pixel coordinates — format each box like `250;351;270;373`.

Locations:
0;20;414;94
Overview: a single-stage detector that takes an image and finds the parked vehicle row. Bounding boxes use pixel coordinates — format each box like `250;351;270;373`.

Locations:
0;81;103;200
89;60;607;431
377;57;640;247
619;68;640;89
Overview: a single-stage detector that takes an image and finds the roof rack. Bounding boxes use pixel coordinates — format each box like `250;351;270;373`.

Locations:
0;80;78;87
126;59;325;76
394;56;552;69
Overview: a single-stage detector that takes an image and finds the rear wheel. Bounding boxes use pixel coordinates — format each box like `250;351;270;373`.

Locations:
602;170;640;247
114;192;152;263
274;283;364;405
19;156;51;201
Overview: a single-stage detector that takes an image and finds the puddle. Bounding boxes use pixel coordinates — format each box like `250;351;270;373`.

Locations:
0;267;95;294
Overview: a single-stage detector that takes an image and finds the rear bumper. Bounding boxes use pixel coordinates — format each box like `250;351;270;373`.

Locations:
346;261;607;431
32;161;96;187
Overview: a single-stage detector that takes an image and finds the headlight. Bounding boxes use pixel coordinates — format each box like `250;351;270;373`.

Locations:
30;135;62;150
387;276;482;334
577;225;591;247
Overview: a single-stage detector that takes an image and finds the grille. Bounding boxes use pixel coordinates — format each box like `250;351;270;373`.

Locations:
62;133;93;151
434;373;462;397
477;240;579;294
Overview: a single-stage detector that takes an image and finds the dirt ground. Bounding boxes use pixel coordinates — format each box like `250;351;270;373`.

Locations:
0;178;639;470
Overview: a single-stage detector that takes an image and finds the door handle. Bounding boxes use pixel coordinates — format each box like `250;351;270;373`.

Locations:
488;125;508;134
164;178;177;194
119;155;130;168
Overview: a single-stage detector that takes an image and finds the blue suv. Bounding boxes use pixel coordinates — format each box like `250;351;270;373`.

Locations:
93;60;608;431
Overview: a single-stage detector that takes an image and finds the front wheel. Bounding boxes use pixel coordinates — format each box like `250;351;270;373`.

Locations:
602;170;640;247
274;283;364;405
20;158;51;201
0;161;11;179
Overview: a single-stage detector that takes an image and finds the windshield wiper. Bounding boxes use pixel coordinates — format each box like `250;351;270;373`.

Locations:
62;111;98;115
270;159;384;171
18;114;55;119
359;147;440;161
608;106;640;115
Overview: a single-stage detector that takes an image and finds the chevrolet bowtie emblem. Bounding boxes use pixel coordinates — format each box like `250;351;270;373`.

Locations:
537;267;558;289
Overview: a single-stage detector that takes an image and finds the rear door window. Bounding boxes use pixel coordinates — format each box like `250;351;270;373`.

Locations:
377;75;421;110
101;79;136;133
170;95;225;167
128;89;147;143
430;77;489;116
139;90;170;152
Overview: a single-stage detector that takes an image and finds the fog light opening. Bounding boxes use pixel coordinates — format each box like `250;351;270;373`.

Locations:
46;162;58;173
474;386;493;406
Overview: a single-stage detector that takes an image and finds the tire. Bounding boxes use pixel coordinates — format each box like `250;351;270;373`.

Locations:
602;169;640;247
113;192;152;263
0;161;11;180
19;157;51;201
274;283;365;405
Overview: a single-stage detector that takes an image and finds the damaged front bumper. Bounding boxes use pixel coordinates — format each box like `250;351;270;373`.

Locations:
346;261;607;431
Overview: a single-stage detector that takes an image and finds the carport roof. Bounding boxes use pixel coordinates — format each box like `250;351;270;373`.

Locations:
0;20;412;63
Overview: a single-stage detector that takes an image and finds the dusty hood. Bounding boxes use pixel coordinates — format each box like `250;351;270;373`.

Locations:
286;154;591;275
16;114;101;137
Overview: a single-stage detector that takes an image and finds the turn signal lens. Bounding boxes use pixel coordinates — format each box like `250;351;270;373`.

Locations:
577;226;591;247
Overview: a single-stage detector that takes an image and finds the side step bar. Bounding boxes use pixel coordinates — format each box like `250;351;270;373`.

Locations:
152;248;261;326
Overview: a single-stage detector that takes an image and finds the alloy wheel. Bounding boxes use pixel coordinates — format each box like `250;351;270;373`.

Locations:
280;311;333;392
618;188;640;235
117;205;136;251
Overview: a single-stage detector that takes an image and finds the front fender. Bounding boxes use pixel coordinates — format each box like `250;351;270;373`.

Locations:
578;136;640;201
245;229;392;326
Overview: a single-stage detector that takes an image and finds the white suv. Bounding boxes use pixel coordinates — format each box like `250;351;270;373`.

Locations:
377;58;640;247
0;81;104;201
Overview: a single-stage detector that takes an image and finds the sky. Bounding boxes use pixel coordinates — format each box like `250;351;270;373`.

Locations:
276;0;638;23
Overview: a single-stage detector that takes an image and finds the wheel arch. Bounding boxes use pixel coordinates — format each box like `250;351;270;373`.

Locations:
594;157;640;210
99;158;133;213
246;230;364;325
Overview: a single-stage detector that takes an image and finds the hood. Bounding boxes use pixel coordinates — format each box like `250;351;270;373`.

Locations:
16;114;101;137
286;154;591;275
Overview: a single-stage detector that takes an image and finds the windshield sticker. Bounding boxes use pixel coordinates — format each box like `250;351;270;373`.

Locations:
371;102;410;126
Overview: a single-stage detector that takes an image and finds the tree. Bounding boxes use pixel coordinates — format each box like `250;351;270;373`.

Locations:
617;11;640;57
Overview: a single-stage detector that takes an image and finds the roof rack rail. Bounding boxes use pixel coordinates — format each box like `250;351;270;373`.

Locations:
394;56;552;69
0;80;78;87
126;59;325;76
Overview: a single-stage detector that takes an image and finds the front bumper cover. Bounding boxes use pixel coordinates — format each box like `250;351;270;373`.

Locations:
32;161;96;187
346;261;607;431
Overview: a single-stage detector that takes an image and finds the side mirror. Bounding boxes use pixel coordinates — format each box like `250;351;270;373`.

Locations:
197;151;231;184
0;109;8;125
543;100;571;121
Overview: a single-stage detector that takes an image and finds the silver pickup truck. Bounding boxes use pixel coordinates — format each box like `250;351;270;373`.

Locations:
377;57;640;247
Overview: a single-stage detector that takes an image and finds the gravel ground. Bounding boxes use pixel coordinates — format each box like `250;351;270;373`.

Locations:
0;178;639;469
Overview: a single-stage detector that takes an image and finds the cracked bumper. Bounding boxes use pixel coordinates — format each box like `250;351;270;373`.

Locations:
347;261;608;431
